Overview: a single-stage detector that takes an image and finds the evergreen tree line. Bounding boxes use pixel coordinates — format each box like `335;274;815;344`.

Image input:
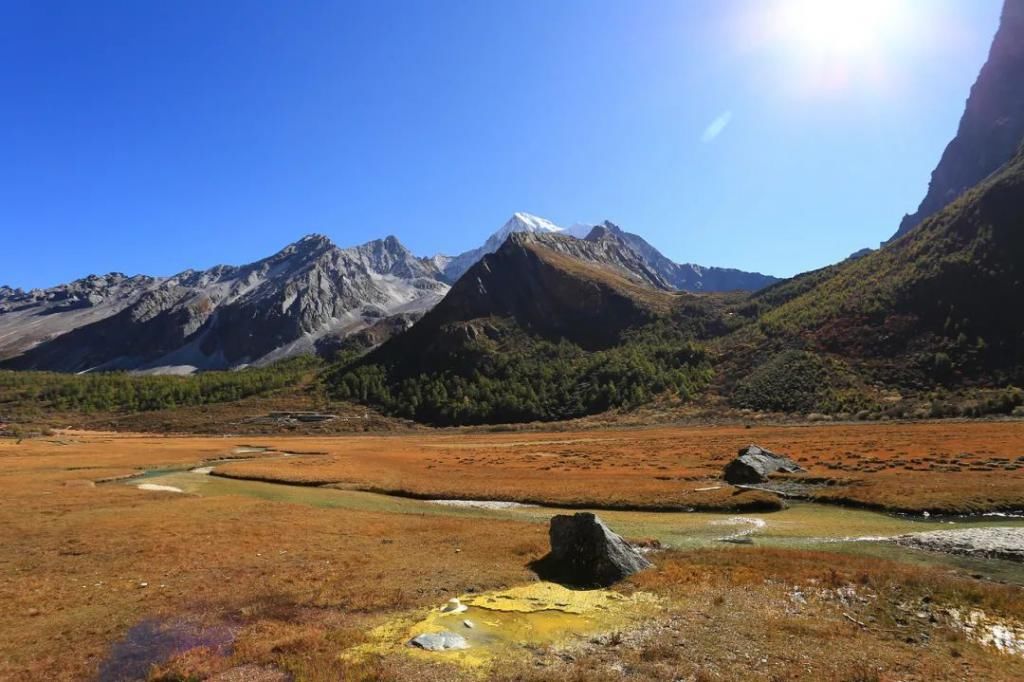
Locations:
329;322;713;425
0;356;318;413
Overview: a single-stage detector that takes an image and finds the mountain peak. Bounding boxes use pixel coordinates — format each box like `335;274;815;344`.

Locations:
360;234;409;255
499;212;562;238
585;221;624;241
486;213;564;250
295;233;335;248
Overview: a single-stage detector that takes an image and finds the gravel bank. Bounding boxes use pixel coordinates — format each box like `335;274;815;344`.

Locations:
894;528;1024;562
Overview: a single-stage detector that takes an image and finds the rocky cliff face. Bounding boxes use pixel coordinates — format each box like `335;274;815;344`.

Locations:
0;235;448;373
891;0;1024;241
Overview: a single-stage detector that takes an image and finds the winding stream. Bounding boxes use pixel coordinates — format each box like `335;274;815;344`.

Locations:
125;465;1024;585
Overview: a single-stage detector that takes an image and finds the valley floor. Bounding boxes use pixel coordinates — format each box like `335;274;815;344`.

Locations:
2;423;1024;680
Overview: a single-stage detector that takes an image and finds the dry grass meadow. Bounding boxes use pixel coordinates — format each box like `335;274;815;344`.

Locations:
2;422;1024;680
211;421;1024;514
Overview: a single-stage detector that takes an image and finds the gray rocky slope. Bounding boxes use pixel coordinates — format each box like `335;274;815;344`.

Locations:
588;221;779;292
0;235;448;373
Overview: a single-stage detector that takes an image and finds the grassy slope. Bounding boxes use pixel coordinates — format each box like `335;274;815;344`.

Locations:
762;147;1024;379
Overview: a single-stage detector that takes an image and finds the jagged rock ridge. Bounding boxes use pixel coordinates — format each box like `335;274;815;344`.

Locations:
442;213;779;292
0;235;448;373
588;221;779;292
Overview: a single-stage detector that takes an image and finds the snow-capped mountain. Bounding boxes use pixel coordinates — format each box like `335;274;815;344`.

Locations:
442;212;778;291
0;235;448;373
0;211;779;373
441;212;565;281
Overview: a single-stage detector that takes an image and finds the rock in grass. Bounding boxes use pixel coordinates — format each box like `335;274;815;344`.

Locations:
723;444;804;484
543;512;651;587
409;631;469;651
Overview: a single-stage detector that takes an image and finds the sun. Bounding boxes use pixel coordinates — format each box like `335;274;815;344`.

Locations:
774;0;909;59
737;0;917;96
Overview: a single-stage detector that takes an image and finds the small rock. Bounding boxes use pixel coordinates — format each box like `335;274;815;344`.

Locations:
441;598;467;614
463;620;474;629
138;582;148;589
26;608;40;617
409;631;469;651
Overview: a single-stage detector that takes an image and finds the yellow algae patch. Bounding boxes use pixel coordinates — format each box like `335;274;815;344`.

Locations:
344;581;659;670
462;581;636;614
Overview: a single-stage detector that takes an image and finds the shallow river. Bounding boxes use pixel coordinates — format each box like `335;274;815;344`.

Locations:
130;467;1024;584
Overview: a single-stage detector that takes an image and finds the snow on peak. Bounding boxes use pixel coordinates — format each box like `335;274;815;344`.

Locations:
440;212;591;282
483;213;567;250
507;212;562;234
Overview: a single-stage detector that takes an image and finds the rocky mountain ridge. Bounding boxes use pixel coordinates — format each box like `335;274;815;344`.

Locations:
0;234;448;373
2;212;777;373
442;212;779;292
589;221;778;292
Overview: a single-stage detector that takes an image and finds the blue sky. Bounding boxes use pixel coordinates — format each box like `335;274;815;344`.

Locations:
0;0;1004;289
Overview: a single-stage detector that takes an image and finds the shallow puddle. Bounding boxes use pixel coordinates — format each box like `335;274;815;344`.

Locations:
97;617;234;682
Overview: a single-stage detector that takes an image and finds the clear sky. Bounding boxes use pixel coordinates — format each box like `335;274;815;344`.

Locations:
0;0;1004;289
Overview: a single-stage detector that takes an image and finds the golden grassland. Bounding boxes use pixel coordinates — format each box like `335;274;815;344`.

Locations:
210;421;1024;514
1;425;1024;680
0;435;545;680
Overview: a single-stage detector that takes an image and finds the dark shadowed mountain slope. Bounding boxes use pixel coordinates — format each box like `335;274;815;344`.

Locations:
0;235;448;373
378;230;677;356
891;0;1024;241
328;231;725;424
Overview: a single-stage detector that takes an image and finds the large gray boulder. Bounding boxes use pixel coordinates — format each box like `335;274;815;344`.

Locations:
542;512;651;587
724;444;805;484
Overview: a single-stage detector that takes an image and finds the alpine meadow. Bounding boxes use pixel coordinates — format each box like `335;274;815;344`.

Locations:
3;1;1024;681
